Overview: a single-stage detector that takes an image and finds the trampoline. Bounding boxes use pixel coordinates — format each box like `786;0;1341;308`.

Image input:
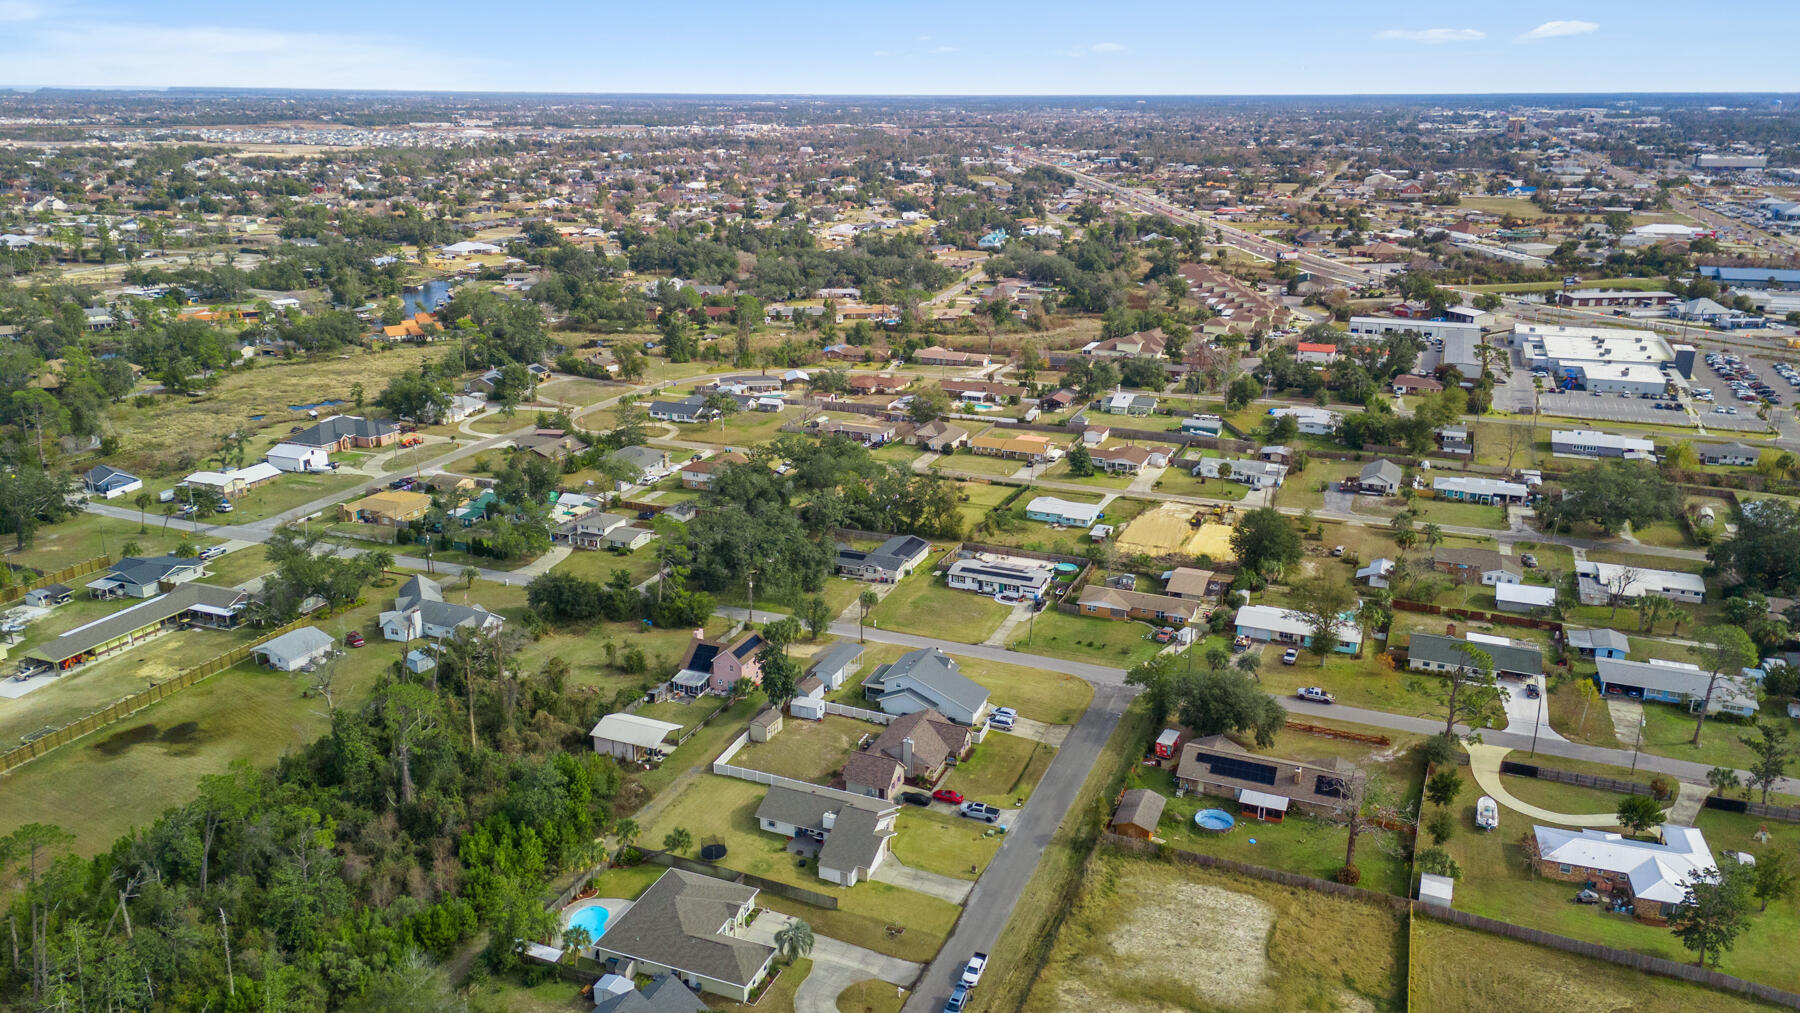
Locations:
1194;809;1236;832
700;843;728;862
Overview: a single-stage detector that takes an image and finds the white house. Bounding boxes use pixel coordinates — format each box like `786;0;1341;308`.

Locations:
1233;604;1361;654
265;442;332;473
1024;496;1101;527
1575;561;1706;606
946;557;1055;599
1192;457;1286;489
1267;406;1341;436
250;626;336;672
378;575;504;641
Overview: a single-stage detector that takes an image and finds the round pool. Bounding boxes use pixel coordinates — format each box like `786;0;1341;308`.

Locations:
1055;562;1079;572
1194;809;1236;832
565;903;610;940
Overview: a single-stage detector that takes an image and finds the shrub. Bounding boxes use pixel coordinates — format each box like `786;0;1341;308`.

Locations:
1417;732;1459;769
1649;774;1675;801
1426;809;1456;846
1335;864;1362;885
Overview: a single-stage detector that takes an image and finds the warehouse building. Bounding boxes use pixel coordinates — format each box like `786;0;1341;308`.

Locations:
1346;316;1482;346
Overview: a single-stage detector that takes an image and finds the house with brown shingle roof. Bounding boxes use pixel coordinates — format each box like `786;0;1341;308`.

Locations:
843;709;972;798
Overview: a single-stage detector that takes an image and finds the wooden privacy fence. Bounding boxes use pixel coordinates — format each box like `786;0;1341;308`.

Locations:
1498;759;1654;797
1393;598;1566;636
1101;834;1800;1010
0;615;317;775
0;554;112;606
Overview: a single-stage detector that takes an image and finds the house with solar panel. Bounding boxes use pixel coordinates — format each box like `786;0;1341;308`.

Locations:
1172;734;1357;822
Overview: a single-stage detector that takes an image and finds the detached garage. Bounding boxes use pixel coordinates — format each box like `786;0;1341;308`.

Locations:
251;627;336;672
589;713;683;761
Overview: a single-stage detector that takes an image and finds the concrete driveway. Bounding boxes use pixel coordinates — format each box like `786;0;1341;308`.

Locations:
994;716;1069;747
745;913;921;1013
1497;676;1564;744
871;857;973;904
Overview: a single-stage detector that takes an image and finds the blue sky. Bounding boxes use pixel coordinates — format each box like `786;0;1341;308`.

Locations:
0;0;1794;94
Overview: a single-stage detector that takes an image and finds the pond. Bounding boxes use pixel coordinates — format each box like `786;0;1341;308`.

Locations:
402;279;454;317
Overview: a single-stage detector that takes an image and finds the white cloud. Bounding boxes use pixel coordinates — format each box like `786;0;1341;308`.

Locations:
1374;28;1485;44
1091;41;1126;53
929;45;956;54
915;34;931;42
1517;20;1599;41
0;1;44;21
872;49;891;57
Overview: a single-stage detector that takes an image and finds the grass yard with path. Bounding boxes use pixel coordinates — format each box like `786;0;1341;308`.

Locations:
1035;459;1139;489
637;773;961;963
867;572;1011;645
5;513;216;575
1006;607;1165;668
731;715;882;784
1249;643;1478;730
940;731;1054;804
217;469;370;524
1022;850;1407;1013
890;807;1005;880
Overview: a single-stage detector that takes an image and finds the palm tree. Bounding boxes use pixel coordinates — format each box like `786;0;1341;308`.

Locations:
461;565;481;589
1422;523;1443;550
858;590;879;643
133;490;153;533
772;919;814;965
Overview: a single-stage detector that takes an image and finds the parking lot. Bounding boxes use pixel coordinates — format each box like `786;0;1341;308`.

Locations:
1535;390;1702;428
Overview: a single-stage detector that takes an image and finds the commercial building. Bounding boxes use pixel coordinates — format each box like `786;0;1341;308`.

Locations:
1554;289;1677;309
1346;315;1481;346
1510;324;1688;386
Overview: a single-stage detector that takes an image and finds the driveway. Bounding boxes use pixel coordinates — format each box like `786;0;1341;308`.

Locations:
1496;677;1564;744
1466;743;1621;828
871;857;973;904
744;913;921;1013
994;716;1069;748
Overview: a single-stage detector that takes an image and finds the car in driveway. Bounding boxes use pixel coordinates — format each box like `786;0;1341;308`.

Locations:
1525;683;1541;699
1296;686;1335;704
959;801;1001;823
1281;648;1299;665
933;788;965;805
345;631;365;648
988;712;1015;731
900;791;933;807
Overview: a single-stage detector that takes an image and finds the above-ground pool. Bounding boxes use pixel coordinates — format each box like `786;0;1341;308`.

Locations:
1055;562;1079;573
565;903;610;940
1194;809;1236;832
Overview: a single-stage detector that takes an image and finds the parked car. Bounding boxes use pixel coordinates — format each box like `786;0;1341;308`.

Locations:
1525;683;1541;699
1296;686;1335;704
960;953;988;988
933;788;965;805
1521;553;1537;568
992;707;1017;721
1281;648;1299;665
1152;627;1175;643
199;545;227;560
944;984;970;1013
900;791;933;807
345;631;365;648
988;713;1015;731
959;801;1001;823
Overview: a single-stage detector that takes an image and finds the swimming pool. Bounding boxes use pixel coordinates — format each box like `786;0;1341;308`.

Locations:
566;903;610;939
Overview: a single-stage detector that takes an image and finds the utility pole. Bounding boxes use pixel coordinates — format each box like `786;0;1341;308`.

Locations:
1630;715;1646;771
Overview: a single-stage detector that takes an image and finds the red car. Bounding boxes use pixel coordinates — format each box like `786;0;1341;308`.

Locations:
932;788;965;805
346;631;365;648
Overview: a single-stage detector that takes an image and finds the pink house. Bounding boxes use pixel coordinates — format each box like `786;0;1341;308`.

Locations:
671;629;767;697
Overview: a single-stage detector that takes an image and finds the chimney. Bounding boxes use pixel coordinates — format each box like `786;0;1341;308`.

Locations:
1445;622;1457;637
1294;766;1304;785
693;629;705;642
821;810;836;832
901;737;914;773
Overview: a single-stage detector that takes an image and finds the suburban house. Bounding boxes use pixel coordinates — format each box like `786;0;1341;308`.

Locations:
85;554;208;599
914;345;989;366
1575;561;1705;606
846;373;909;395
590;870;775;1002
647;396;719;424
1356;558;1395;588
339;489;432;526
1593;657;1758;716
1173;735;1355;821
1551;429;1655;460
265;442;332;473
558;511;657;551
671;629;766;698
835;534;932;583
842;708;974;798
1436;426;1473;456
1077;585;1205;626
1192;456;1287;490
1109;789;1167;839
1532;826;1718;924
754;783;897;887
678;452;747;490
1697;442;1762;467
82;464;142;499
1406;632;1543;680
1267;406;1341;435
612;446;673;484
909;420;970;452
518;430;583;462
968;431;1056;463
941;379;1025;402
860;648;990;725
1433;547;1522;586
250;626;336;672
377;575;504;642
1090;445;1173;474
1102;391;1158;416
182;462;281;499
1233;604;1361;654
1163;567;1224;601
1356;459;1403;496
1025;496;1101;527
946;556;1054;599
1040;389;1077;412
1432;476;1529;505
25;583;247;671
285;415;399;451
1179;414;1224;437
1569;628;1630;659
591;975;706;1013
1495;583;1558;614
1391;374;1443;395
1295;341;1338;365
815;419;896;446
588;713;683;762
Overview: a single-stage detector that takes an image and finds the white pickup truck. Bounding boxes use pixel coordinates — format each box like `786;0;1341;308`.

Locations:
960;952;988;988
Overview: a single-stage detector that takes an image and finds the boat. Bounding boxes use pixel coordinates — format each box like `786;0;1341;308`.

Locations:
1476;795;1499;832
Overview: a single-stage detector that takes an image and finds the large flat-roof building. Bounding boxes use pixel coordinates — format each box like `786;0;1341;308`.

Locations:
1510;324;1691;388
1346;316;1482;346
1550;429;1656;460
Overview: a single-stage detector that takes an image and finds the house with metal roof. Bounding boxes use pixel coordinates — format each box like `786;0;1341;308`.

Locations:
251;626;337;672
1532;825;1718;924
1024;496;1101;528
1406;633;1542;680
1495;582;1558;613
1594;657;1758;717
1432;475;1529;505
590;870;774;1002
835;535;931;583
860;648;990;725
590;713;684;761
754;783;898;887
26;583;247;670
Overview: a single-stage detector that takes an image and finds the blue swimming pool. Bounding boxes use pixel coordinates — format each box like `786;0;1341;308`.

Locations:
567;904;610;939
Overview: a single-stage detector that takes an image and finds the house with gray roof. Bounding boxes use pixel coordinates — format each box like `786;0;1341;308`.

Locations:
590;869;774;1002
1568;628;1630;659
378;575;503;642
1356;459;1402;496
754;783;898;887
804;642;864;692
611;446;672;484
592;974;706;1013
647;396;718;424
1406;633;1542;680
1192;456;1287;490
85;554;208;599
25;583;247;670
1594;657;1758;717
251;626;337;672
835;534;931;583
860;648;990;725
1697;442;1762;467
82;464;142;499
284;414;399;451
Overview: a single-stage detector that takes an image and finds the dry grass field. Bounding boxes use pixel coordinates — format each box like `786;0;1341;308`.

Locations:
1113;502;1238;559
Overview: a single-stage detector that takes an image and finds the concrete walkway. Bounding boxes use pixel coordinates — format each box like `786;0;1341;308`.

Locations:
511;544;571;579
1666;781;1712;826
744;913;921;1013
1466;743;1622;828
871;858;974;904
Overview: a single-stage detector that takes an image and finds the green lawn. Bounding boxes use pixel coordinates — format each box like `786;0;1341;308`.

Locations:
940;731;1053;803
1498;773;1661;820
199;545;275;588
1636;702;1762;772
851;644;1093;725
218;470;370;525
731;715;882;784
1006;607;1164;668
1148;465;1251;500
890;807;1004;880
5;513;215;575
932;453;1029;479
1408;497;1514;531
1036;459;1138;489
868;573;1011;644
680;409;799;449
